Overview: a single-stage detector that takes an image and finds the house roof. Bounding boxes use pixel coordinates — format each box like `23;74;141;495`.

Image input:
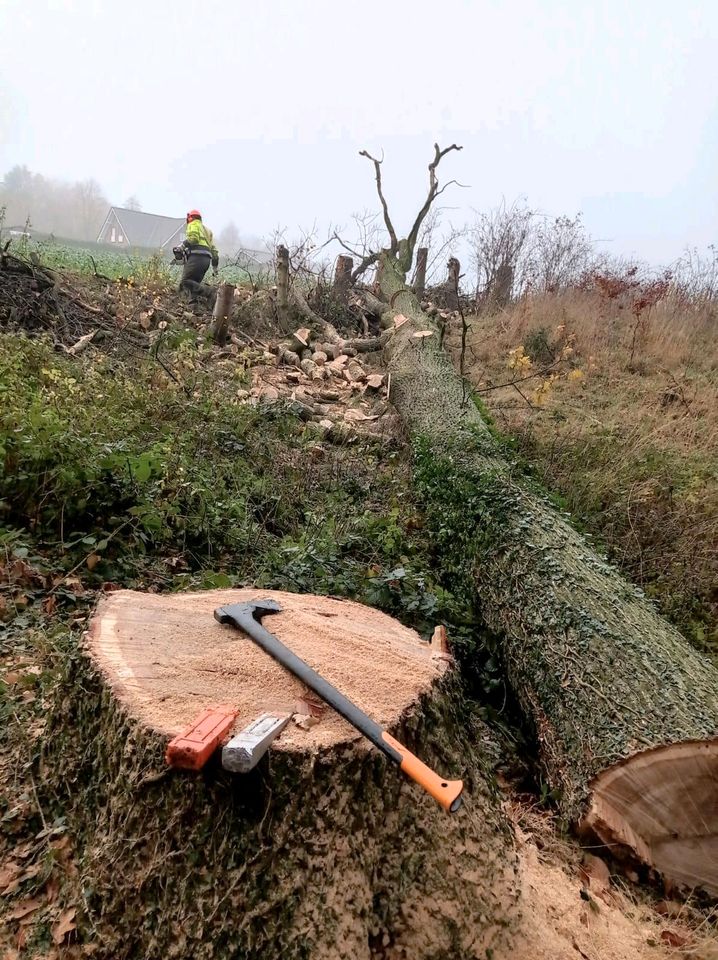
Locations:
108;207;185;248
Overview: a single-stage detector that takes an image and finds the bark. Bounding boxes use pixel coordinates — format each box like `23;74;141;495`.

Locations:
210;281;235;345
39;588;519;959
357;288;387;317
413;246;428;300
376;251;718;894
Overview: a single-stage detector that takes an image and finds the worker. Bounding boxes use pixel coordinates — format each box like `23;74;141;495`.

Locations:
174;210;219;301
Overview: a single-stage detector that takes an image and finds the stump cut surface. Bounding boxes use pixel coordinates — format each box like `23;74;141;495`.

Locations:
583;740;718;895
87;588;448;750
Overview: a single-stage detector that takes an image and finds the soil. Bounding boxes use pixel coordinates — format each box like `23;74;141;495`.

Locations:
87;587;449;749
512;840;675;960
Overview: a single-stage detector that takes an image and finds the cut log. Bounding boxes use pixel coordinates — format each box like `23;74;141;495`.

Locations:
582;741;718;894
377;251;718;896
41;588;519;958
290;326;311;353
364;373;385;393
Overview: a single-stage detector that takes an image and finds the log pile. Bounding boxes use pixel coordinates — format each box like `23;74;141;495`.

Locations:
232;324;396;441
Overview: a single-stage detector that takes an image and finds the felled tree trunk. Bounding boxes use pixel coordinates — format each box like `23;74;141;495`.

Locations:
41;588;519;959
377;252;718;896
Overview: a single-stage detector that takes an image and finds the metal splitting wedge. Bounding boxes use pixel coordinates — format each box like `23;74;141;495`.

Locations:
214;599;464;812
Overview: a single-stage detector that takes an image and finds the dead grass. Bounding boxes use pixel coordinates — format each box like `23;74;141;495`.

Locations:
448;289;718;653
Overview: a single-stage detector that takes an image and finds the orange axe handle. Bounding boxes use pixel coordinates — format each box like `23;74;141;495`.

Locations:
382;733;464;812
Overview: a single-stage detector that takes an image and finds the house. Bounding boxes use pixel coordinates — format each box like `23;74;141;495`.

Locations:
96;207;185;251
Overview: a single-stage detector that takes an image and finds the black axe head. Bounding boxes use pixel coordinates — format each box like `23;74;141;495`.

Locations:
214;598;283;627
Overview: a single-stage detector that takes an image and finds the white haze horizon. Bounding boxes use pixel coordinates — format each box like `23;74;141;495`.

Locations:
0;0;716;269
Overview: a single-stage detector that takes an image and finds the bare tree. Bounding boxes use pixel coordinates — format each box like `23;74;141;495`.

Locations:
0;165;108;241
527;213;594;291
469;199;534;305
123;195;142;211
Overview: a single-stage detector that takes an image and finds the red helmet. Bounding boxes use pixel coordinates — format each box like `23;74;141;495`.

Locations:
186;209;202;222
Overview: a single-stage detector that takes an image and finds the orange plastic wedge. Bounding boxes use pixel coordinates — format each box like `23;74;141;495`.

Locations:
165;706;238;770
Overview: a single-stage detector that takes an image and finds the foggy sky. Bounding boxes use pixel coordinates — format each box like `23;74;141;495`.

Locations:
1;0;716;265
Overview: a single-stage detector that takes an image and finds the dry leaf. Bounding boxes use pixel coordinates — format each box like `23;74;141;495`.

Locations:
42;595;58;617
45;877;59;903
85;553;99;572
52;907;77;944
8;897;43;920
0;861;21;893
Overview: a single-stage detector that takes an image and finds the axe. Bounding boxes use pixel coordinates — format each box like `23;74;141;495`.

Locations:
214;599;463;813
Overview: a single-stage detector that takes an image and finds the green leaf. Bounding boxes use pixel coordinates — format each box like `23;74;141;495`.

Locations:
133;457;152;483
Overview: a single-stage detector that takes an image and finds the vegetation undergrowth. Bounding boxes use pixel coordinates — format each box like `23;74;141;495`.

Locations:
0;334;470;635
0;330;520;951
454;287;718;656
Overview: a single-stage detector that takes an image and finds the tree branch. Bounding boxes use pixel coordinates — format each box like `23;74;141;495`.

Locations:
350;250;381;283
405;143;463;265
359;150;398;253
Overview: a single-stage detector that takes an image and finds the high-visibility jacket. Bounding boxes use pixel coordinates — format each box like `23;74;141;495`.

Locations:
183;219;218;265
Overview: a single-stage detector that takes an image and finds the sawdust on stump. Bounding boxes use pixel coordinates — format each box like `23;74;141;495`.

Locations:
87;588;450;749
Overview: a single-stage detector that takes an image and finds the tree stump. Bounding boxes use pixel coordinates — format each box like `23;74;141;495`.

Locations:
42;589;519;959
445;257;460;311
276;244;292;333
210;281;235;345
334;255;354;298
413;247;428;301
